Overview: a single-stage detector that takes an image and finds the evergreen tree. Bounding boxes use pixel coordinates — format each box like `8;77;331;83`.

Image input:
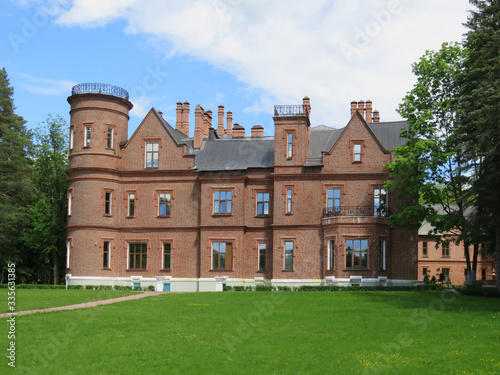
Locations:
0;67;33;280
459;0;500;289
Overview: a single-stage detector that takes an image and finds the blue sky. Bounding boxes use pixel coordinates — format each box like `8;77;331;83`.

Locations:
1;0;471;138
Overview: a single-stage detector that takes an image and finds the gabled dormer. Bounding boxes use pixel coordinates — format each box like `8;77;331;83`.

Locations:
273;97;311;171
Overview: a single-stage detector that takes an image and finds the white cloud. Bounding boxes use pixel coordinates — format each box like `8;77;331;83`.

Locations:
53;0;471;126
18;73;76;95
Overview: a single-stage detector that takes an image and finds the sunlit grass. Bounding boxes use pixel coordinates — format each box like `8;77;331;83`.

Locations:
3;291;500;374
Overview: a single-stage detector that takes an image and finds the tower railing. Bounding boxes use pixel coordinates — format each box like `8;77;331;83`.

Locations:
274;105;309;117
71;83;129;100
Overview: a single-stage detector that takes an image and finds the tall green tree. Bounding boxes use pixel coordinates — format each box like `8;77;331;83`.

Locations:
386;43;482;283
28;115;69;285
459;0;500;289
0;67;33;280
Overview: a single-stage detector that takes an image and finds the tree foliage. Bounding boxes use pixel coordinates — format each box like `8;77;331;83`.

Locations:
0;67;33;276
458;0;500;289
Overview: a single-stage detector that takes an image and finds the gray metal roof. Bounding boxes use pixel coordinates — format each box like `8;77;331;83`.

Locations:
368;121;408;151
305;125;343;166
194;138;275;171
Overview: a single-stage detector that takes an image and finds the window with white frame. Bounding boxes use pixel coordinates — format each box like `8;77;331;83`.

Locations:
258;242;266;271
328;239;335;270
68;190;72;216
353;142;362;162
287;132;293;158
69;127;74;149
84;125;91;147
286;188;292;214
256;192;270;216
284;241;294;270
374;188;387;216
103;241;111;269
66;240;71;269
104;191;112;215
128;193;135;217
145;142;159;168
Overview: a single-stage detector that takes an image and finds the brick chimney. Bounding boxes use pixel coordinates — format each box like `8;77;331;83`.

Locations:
206;110;213;135
350;100;379;123
176;102;182;126
232;123;245;138
158;110;163;118
217;105;225;135
226;111;233;135
303;96;311;119
358;100;365;119
194;105;204;149
350;101;357;117
182;101;190;135
373;110;380;123
366;100;373;123
251;125;264;137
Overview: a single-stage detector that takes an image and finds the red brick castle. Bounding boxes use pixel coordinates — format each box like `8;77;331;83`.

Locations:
65;83;417;291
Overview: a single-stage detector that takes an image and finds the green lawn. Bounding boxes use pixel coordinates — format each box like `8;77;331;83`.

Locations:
3;291;500;374
0;289;138;313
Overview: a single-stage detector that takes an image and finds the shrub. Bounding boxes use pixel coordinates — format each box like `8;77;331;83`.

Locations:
233;286;245;292
147;285;155;291
255;285;274;292
223;285;234;292
457;285;500;298
277;286;291;292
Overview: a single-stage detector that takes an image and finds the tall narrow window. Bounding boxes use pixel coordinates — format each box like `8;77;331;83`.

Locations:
158;193;171;216
328;239;335;270
103;241;110;269
422;241;428;257
442;268;450;283
327;188;341;213
163;243;171;270
286;188;292;214
287;132;293;158
145;142;159;168
106;128;113;148
69;127;74;149
212;242;233;270
481;268;487;280
374;188;387;216
258;243;266;271
66;240;71;269
353;142;362;162
85;126;91;147
284;241;294;270
128;193;135;217
105;191;112;215
442;243;450;257
214;190;232;214
128;243;147;269
379;239;386;271
256;192;270;216
68;190;72;216
423;267;428;280
346;239;368;268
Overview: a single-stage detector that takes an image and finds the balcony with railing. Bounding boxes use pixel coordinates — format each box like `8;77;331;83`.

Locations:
71;83;129;100
322;206;389;219
274;104;309;117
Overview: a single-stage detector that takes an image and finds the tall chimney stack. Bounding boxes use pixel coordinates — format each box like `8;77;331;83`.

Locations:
373;110;380;123
183;101;190;135
358;100;365;119
217;105;225;135
302;96;311;119
194;105;204;149
366;100;373;123
226;111;233;135
176;102;182;127
350;101;357;117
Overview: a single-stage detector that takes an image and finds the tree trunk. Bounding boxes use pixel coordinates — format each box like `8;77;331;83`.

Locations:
471;243;479;286
496;220;500;291
464;242;472;285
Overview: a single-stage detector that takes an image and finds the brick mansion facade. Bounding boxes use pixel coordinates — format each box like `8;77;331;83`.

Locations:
65;83;418;291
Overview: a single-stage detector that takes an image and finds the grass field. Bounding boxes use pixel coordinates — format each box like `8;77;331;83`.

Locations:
0;289;138;313
2;290;500;374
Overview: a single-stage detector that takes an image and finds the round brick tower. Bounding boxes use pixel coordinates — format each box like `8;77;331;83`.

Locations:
66;83;133;281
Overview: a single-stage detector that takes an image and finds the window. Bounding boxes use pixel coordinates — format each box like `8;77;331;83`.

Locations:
163;243;171;270
423;267;428;279
104;191;112;215
84;126;91;147
145;142;159;168
284;241;294;270
327;188;341;213
353;142;362;162
481;268;487;281
257;192;270;216
374;188;387;216
286;188;292;214
442;268;450;283
158;193;171;216
214;190;232;214
287;132;293;158
128;193;135;217
379;239;386;271
103;241;110;269
442;242;450;257
258;243;266;271
68;190;72;216
69;126;74;149
346;239;368;268
328;239;335;270
128;243;147;269
106;127;113;148
212;242;233;270
66;240;71;269
422;241;428;257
